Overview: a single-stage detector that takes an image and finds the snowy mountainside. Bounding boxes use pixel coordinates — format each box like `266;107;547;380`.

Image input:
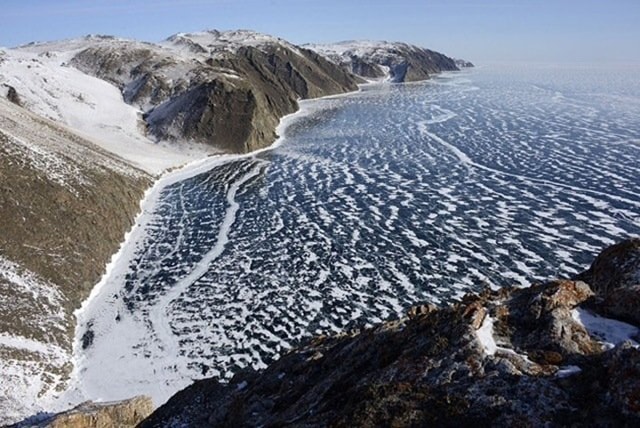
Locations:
0;97;151;424
163;29;307;57
0;255;70;425
64;30;358;153
305;40;461;82
0;40;210;175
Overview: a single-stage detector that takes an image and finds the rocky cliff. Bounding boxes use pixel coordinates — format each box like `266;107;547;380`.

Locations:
455;58;475;68
305;40;462;83
142;238;640;427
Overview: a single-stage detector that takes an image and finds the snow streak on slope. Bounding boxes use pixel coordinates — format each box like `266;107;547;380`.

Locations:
0;255;70;423
70;65;640;408
0;44;209;175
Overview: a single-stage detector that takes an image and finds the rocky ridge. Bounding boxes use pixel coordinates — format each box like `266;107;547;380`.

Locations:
142;238;640;427
305;40;463;83
455;58;475;68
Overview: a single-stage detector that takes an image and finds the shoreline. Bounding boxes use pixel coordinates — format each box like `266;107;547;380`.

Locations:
56;83;366;411
54;68;460;411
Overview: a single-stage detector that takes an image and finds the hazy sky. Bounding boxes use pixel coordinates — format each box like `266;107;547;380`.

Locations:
1;0;639;63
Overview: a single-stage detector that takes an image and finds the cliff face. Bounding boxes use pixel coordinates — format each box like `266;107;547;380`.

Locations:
68;31;359;153
143;238;640;427
305;40;462;83
0;97;151;422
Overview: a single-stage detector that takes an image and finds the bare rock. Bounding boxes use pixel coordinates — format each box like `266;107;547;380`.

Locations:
492;280;600;360
605;343;640;417
455;59;475;68
1;83;22;106
576;238;640;325
12;396;153;428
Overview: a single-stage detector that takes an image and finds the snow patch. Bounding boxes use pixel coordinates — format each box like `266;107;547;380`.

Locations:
476;314;498;355
556;365;582;378
572;308;640;349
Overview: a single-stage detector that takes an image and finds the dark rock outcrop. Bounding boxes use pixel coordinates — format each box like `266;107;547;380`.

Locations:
142;239;640;427
576;238;640;325
306;41;460;83
455;59;475;68
1;83;22;106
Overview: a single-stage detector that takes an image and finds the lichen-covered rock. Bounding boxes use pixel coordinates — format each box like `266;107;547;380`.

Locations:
605;343;640;417
495;280;601;359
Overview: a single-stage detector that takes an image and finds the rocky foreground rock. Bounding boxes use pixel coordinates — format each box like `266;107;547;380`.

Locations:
141;238;640;427
10;396;153;428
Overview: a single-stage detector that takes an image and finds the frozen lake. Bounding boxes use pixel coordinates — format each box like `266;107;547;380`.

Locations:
68;64;640;405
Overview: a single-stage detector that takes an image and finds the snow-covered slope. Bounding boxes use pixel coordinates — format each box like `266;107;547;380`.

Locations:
305;40;460;83
0;41;211;175
0;255;70;423
163;29;307;58
0;96;151;424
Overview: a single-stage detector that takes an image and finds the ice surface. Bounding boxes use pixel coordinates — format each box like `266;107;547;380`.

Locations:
63;64;640;409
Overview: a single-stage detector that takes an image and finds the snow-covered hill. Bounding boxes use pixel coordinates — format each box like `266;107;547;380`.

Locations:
305;40;461;82
0;41;210;175
163;29;307;58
